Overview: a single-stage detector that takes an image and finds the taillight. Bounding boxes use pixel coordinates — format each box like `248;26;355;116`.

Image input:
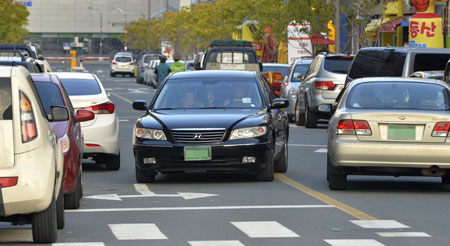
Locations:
112;62;118;65
432;122;450;137
130;62;135;65
0;177;18;188
83;102;115;114
20;92;37;142
273;72;283;80
337;120;371;135
315;81;336;90
60;135;70;154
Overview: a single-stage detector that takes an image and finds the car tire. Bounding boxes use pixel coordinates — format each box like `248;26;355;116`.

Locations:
64;168;82;209
305;101;317;128
442;173;450;184
110;72;115;77
327;155;347;190
105;154;120;171
274;137;288;173
56;181;65;229
295;100;305;126
31;193;57;243
256;150;274;181
135;166;156;183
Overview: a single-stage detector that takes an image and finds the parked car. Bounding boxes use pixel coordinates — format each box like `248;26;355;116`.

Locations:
32;74;94;209
0;66;65;243
136;53;160;84
0;56;42;73
193;52;205;70
110;52;135;77
132;70;289;182
345;47;450;85
52;72;120;170
262;63;290;97
410;70;444;80
295;53;353;127
0;43;52;72
325;77;450;190
280;58;313;121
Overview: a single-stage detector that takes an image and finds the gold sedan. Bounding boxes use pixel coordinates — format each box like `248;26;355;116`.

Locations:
325;77;450;190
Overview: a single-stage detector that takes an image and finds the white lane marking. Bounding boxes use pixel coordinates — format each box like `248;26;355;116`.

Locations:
376;232;431;237
350;220;410;229
119;119;129;122
289;144;327;147
189;241;245;246
105;88;113;91
315;148;328;153
53;243;105;246
134;183;156;195
109;223;168;240
325;239;385;246
231;221;300;238
67;204;334;213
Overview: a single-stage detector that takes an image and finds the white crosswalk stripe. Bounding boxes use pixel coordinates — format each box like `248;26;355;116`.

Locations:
314;148;328;153
188;240;245;246
376;232;431;237
231;221;300;238
350;220;410;229
53;243;105;246
109;223;168;240
325;239;385;246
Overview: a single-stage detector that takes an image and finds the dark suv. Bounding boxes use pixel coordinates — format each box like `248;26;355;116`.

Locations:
295;53;354;128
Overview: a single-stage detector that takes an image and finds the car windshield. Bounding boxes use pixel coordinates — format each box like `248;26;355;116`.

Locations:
153;78;263;110
34;82;65;117
116;56;132;62
347;82;450;110
291;64;311;82
143;55;159;63
262;66;290;78
59;78;102;96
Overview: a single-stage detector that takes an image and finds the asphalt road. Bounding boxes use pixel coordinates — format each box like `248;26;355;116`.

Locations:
2;62;450;246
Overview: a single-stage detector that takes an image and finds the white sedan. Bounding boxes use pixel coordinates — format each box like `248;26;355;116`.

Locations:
52;72;120;170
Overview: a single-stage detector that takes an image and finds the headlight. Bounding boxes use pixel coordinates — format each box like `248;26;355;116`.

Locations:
289;88;297;99
60;134;70;154
229;126;267;140
135;127;167;140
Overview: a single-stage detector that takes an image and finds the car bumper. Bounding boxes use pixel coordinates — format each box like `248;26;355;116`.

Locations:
134;142;271;173
287;97;297;116
83;114;120;156
111;67;134;73
330;139;450;169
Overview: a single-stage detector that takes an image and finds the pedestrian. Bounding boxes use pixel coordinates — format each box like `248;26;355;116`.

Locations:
155;55;171;87
170;56;186;72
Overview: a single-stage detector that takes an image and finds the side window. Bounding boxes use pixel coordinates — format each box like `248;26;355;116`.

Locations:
286;63;295;80
305;58;317;77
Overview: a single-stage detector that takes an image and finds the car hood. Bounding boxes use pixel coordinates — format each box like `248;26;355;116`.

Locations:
139;109;266;129
50;121;68;138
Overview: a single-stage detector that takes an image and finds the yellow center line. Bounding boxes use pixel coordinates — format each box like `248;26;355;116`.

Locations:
110;91;133;105
275;173;377;220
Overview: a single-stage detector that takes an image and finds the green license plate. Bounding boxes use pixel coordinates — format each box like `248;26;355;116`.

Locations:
388;124;416;140
184;146;211;161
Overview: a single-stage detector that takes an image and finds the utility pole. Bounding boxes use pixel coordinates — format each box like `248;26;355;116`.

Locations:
88;7;103;55
166;0;169;12
148;0;151;19
335;0;340;54
396;0;403;46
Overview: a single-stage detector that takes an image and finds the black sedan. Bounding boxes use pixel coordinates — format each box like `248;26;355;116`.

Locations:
132;70;289;182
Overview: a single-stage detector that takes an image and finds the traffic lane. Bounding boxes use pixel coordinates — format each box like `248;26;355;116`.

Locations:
286;124;450;245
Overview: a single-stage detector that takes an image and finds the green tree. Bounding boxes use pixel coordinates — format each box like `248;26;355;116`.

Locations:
119;17;162;52
0;0;29;43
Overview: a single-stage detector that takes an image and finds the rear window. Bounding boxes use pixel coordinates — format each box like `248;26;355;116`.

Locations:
0;77;12;120
324;56;353;74
115;56;132;62
347;82;450;110
291;64;311;82
34;82;65;117
207;51;257;64
143;55;159;63
348;50;406;80
413;54;450;72
262;66;290;78
59;78;102;96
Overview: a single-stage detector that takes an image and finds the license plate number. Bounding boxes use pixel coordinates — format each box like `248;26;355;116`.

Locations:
184;146;211;161
388;124;415;140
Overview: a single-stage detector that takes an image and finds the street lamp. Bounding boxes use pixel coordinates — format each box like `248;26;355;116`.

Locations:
88;6;103;55
112;7;128;51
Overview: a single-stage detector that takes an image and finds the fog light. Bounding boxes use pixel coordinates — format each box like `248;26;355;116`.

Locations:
242;156;256;163
143;157;156;164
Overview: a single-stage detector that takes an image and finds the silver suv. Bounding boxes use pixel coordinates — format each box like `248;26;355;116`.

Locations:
295;53;354;128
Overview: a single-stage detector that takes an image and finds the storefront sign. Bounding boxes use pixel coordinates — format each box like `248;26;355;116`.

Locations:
409;0;447;48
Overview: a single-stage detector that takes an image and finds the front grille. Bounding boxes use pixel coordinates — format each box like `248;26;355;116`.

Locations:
171;129;226;144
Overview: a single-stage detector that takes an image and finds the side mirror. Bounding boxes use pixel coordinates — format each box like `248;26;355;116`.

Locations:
258;61;263;72
271;98;289;109
75;109;95;122
50;106;69;122
194;61;201;70
133;100;148;111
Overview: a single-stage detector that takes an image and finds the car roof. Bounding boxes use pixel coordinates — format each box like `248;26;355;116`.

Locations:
31;73;60;85
0;66;14;77
262;63;290;67
115;52;133;56
169;70;256;79
294;58;313;65
359;46;450;54
50;72;95;80
0;56;28;62
351;77;448;87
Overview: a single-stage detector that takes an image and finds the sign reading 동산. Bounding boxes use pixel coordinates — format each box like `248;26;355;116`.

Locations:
287;23;312;64
409;0;447;48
